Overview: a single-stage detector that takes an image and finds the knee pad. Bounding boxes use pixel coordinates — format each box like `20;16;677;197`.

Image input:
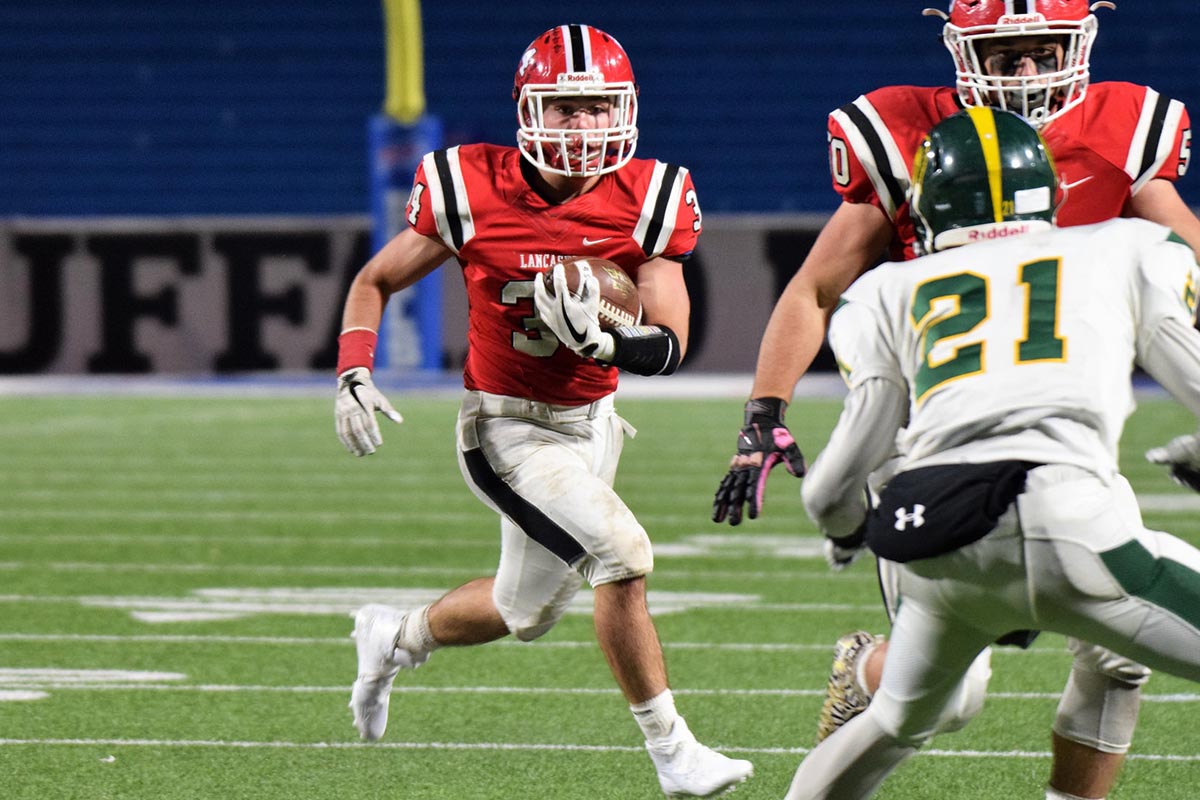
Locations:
1066;638;1152;685
496;597;570;642
872;649;992;746
933;647;992;735
1054;641;1146;753
507;617;558;642
493;571;582;642
872;696;939;748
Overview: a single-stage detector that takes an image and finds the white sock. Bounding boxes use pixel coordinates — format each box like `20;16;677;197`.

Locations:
631;689;681;742
1047;788;1103;800
395;604;439;654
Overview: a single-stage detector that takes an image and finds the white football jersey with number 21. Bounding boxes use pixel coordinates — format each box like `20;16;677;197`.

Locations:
830;217;1200;477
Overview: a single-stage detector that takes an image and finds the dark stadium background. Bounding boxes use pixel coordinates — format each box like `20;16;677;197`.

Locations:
2;1;1195;217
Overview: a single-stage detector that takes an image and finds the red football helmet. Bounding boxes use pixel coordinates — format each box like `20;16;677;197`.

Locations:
927;1;1115;126
513;24;639;177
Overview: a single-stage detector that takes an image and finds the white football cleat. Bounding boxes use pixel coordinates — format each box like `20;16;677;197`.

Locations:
646;718;753;798
349;604;428;741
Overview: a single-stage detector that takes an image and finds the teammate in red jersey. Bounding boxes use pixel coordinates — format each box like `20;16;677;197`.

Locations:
710;3;1199;799
333;24;751;799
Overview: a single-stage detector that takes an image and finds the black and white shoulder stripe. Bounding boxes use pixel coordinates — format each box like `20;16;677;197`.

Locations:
1125;89;1187;194
634;161;691;258
420;146;476;254
828;96;912;221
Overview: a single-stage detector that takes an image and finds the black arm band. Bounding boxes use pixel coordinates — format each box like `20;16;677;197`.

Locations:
604;325;682;376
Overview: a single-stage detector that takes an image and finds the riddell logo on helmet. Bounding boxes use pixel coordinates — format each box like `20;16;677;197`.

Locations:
998;14;1047;25
968;223;1031;241
559;72;603;83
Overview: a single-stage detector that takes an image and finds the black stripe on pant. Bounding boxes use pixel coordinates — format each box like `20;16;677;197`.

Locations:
461;447;587;566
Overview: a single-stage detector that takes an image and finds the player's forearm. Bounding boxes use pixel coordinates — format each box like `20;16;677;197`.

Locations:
750;202;892;401
339;227;453;334
1128;179;1200;261
750;288;828;401
802;377;907;539
1141;318;1200;420
340;275;390;333
335;275;392;374
637;257;691;358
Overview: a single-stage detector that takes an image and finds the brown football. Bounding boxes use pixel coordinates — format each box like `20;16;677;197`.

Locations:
545;257;642;329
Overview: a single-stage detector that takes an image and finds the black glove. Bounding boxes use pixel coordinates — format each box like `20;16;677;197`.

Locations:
1146;433;1200;492
1171;464;1200;493
824;524;866;571
712;397;807;525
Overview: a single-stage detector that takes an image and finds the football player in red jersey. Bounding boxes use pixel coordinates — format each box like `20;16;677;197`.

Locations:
710;3;1199;799
332;24;751;798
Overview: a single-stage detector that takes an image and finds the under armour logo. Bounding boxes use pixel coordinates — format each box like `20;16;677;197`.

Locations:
893;505;926;531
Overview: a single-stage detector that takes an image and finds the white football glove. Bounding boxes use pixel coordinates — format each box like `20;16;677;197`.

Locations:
533;263;615;361
823;536;865;572
1146;432;1200;493
336;367;403;457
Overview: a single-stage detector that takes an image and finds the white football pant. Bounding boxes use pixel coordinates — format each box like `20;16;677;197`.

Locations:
786;464;1200;799
456;390;652;641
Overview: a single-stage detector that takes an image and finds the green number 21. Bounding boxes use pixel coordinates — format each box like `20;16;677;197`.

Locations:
910;258;1066;401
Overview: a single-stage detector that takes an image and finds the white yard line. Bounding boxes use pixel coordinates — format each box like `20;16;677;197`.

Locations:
0;595;881;612
0;508;491;524
0;632;1080;655
0;560;866;581
2;492;1197;523
0;633;822;649
0;736;1196;761
0;676;1193;703
2;561;495;576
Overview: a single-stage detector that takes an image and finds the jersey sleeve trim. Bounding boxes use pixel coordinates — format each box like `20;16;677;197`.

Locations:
634;161;687;258
829;97;910;220
422;146;476;253
1125;89;1186;194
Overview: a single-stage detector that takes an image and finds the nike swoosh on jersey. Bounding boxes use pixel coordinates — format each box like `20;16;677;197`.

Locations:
1060;176;1094;190
582;236;613;245
561;295;590;345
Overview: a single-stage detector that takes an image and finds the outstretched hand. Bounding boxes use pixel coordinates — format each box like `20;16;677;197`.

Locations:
823;525;866;571
712;398;806;525
1146;432;1200;492
335;367;404;456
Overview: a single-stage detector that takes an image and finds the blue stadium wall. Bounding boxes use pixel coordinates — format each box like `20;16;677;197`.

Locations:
2;1;1198;217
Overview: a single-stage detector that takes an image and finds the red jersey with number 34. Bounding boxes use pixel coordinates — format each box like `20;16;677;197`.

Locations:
827;82;1192;260
406;143;701;405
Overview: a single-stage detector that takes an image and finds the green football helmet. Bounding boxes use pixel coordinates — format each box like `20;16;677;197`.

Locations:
910;107;1060;255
